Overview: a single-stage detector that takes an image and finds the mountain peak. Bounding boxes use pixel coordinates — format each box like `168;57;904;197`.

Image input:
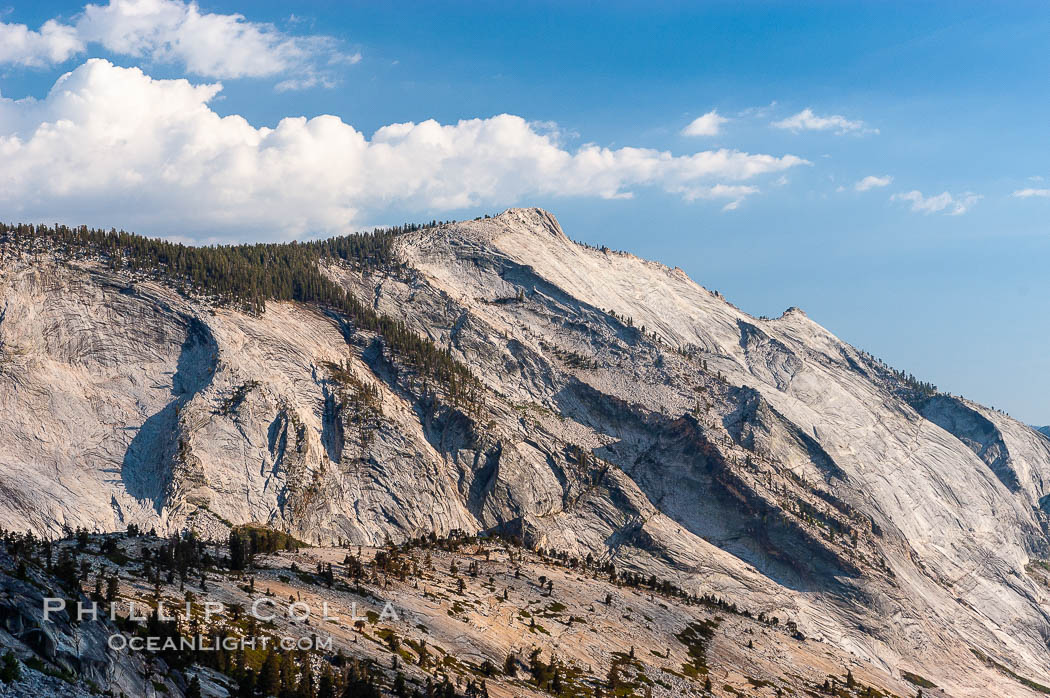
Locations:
490;207;567;239
4;214;1050;695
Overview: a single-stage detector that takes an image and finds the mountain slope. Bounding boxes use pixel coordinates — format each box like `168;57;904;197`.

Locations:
1;209;1049;695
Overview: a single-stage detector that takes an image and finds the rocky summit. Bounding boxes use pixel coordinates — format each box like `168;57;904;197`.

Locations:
1;208;1049;696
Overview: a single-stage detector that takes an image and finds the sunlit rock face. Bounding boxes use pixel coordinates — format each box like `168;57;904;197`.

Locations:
2;208;1049;695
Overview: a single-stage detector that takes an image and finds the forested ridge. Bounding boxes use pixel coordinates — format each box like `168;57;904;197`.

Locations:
0;220;477;400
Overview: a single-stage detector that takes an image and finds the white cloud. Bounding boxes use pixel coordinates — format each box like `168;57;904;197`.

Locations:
855;175;892;191
682;110;727;137
0;19;84;67
1012;188;1050;198
0;0;351;87
738;101;777;118
772;108;876;135
0;60;809;243
891;190;981;216
669;183;758;211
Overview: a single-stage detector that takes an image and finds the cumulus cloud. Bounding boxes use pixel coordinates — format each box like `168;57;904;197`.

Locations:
0;0;351;86
855;175;892;191
772;108;875;135
0;19;83;67
681;110;727;137
891;190;981;216
1012;188;1050;198
0;60;809;243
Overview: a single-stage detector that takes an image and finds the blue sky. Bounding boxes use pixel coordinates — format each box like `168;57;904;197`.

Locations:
1;1;1047;424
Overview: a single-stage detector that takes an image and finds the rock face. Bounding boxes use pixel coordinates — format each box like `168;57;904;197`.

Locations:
0;547;161;697
1;208;1050;694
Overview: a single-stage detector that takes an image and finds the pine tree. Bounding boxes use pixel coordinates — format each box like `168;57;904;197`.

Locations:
318;669;336;698
0;652;21;684
259;652;281;696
